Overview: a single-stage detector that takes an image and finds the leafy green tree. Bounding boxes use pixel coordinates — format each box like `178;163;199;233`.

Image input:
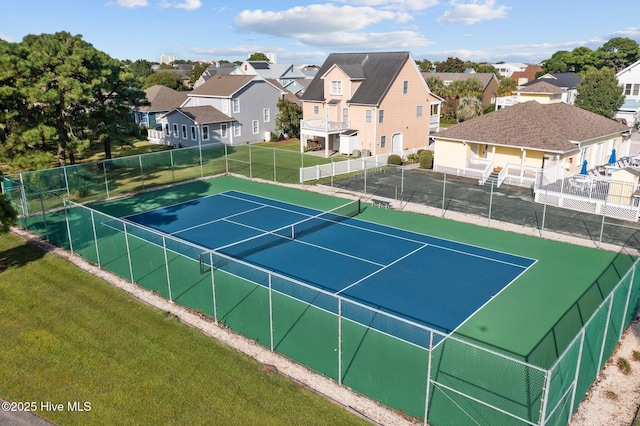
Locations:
456;96;483;122
425;76;445;98
436;57;466;73
189;62;210;86
498;76;517;96
143;72;185;90
247;52;270;62
417;59;434;72
597;37;640;72
543;50;572;73
568;46;598;73
574;67;625;118
0;191;17;232
128;59;155;84
275;98;302;139
0;32;149;169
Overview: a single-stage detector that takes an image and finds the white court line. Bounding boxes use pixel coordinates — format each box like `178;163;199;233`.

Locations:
335;244;430;296
170;205;268;236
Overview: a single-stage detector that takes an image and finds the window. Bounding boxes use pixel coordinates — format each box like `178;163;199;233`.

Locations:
403;80;409;95
172;124;179;137
202;125;209;140
313;105;320;115
634;84;640;96
330;80;343;95
181;125;187;139
380;135;386;148
190;125;197;141
165;123;170;136
416;105;423;117
378;110;384;124
252;120;259;134
365;110;372;124
232;98;240;113
342;108;348;122
221;123;228;138
233;122;241;137
625;84;632;96
263;108;270;122
222;101;229;114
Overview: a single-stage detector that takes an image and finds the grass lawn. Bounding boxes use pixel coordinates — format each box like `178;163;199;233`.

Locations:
0;232;370;426
77;137;172;163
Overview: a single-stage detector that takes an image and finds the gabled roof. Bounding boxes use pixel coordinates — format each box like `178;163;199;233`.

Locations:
137;85;188;112
162;106;233;124
524;72;582;89
190;75;255;97
510;65;543;83
617;60;640;77
517;81;567;94
422;72;497;90
434;101;629;153
302;52;412;105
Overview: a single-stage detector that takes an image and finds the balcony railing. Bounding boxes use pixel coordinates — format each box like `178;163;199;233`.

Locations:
300;119;350;133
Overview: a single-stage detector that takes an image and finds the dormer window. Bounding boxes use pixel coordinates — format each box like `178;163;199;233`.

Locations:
330;80;343;96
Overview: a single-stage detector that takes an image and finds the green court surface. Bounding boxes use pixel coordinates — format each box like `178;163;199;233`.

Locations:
26;175;637;423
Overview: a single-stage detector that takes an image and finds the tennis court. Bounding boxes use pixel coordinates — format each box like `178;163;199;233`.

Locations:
124;190;536;336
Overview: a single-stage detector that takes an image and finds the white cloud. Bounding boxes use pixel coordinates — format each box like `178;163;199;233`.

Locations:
350;0;439;11
116;0;148;7
235;4;396;37
159;0;202;10
298;30;433;50
437;0;509;25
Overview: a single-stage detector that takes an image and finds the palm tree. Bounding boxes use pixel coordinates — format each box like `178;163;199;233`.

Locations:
456;96;483;122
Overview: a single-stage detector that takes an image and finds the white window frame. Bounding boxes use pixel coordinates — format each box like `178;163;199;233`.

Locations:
252;120;259;135
380;135;386;148
313;105;320;115
403;80;409;95
233;122;241;137
342;108;348;122
221;123;228;138
416;105;423;117
165;123;170;136
365;110;372;124
378;110;384;124
222;100;229;114
172;124;179;137
330;80;343;96
190;125;197;141
232;98;240;113
181;125;188;139
202;125;209;141
263;108;270;123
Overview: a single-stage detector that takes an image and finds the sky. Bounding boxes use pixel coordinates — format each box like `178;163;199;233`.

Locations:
1;0;640;66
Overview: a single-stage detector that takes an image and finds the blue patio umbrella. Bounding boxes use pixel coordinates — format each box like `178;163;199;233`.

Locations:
609;148;617;164
580;160;588;175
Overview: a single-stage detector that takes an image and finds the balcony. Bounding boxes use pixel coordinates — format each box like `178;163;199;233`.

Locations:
300;119;350;134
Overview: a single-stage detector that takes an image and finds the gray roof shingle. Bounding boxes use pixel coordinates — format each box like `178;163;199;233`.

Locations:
165;106;233;124
190;75;255;97
301;52;411;106
138;85;188;112
434;101;629;153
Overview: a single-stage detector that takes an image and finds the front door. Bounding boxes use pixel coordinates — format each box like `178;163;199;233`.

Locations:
391;133;402;154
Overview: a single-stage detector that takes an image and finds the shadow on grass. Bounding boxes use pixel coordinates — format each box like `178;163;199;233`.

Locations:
0;242;47;271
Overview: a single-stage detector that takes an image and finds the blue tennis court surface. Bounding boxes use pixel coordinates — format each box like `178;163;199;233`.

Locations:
125;190;536;334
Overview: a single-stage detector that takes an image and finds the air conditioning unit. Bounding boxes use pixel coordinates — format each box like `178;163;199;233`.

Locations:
361;149;371;157
352;149;361;157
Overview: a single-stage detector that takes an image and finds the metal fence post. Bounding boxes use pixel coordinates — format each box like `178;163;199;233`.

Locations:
269;273;274;352
488;178;494;226
62;165;71;200
64;199;74;254
249;145;253;179
139;155;145;189
163;236;172;301
597;295;615;370
102;161;110;199
224;143;229;174
441;173;447;217
123;223;135;283
170;150;175;185
273;149;277;182
39;192;49;241
338;298;342;385
210;251;218;324
90;210;101;268
568;329;586;424
423;332;434;426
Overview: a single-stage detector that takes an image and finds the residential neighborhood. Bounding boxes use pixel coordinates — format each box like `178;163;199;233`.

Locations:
3;11;640;426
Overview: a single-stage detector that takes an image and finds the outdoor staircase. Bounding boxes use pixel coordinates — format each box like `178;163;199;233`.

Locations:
482;171;499;187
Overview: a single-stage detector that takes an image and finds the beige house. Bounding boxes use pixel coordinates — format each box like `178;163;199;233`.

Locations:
433;101;631;185
300;52;441;157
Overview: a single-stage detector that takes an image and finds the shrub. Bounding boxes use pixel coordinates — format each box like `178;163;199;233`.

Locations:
419;150;434;169
406;153;419;163
618;357;632;375
387;154;403;166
